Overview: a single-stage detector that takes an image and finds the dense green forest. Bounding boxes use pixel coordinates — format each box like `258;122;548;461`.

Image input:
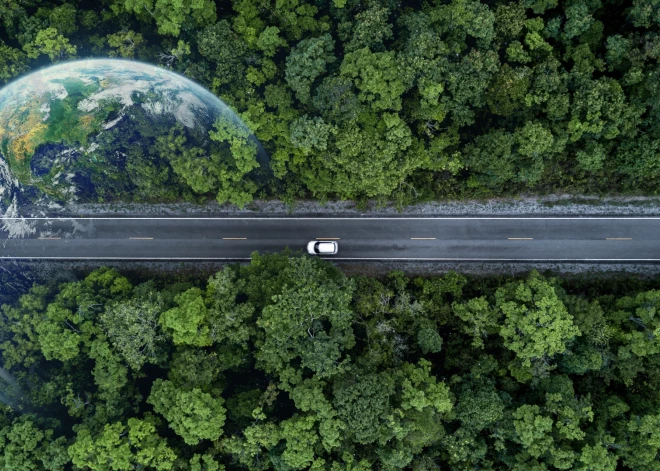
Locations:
1;0;660;205
1;254;660;470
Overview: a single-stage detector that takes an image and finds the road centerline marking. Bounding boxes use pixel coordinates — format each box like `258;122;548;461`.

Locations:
508;238;534;240
223;237;247;240
129;237;153;240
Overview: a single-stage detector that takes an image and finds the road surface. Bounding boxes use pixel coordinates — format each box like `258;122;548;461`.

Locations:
0;217;658;261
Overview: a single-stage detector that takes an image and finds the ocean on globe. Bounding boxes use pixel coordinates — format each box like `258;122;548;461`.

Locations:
0;58;265;216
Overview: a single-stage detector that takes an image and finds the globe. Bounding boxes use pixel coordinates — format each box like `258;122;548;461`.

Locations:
0;58;264;214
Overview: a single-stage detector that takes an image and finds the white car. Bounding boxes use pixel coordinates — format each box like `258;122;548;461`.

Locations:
307;240;338;255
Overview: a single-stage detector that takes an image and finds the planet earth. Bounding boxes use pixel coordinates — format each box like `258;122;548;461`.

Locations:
0;58;263;216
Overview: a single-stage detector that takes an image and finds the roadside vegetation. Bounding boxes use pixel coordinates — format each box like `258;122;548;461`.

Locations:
1;0;659;206
1;254;659;470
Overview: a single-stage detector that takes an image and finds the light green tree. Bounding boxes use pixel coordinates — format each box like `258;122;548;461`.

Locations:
496;271;580;369
147;379;226;445
398;359;452;414
208;116;260;208
614;290;660;358
221;422;281;470
23;27;76;62
617;413;660;471
512;404;554;458
68;418;176;471
106;30;144;58
343;5;393;53
290;115;336;153
256;26;287;57
118;0;216;36
190;453;225;471
340;47;411;112
278;415;322;469
34;303;82;362
453;296;500;348
159;288;212;347
0;419;68;471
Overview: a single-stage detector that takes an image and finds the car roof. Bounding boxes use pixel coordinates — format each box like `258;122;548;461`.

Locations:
317;241;336;253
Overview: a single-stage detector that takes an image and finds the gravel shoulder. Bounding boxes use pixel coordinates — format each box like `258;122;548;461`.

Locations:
6;260;660;289
40;193;660;217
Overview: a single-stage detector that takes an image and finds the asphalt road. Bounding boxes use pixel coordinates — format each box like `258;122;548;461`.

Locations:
0;217;659;261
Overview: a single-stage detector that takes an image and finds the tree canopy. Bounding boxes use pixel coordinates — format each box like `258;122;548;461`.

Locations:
0;257;659;470
1;0;659;206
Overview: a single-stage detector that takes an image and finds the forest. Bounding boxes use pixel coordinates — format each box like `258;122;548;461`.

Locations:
1;0;660;206
0;254;659;470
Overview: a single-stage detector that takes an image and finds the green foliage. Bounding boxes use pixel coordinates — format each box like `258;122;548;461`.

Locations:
196;20;249;89
496;271;581;370
22;27;76;62
613;290;660;358
147;379;226;445
208;117;260;208
0;419;67;471
340;47;410;112
0;41;27;84
562;2;594;41
159;287;212;347
399;359;452;413
486;64;531;116
512;404;554;458
256;26;287;57
118;0;216;36
47;4;77;35
2;0;658;206
100;290;167;370
333;373;395;444
106;30;144;58
417;327;443;354
290;115;335;153
454;380;504;431
494;2;527;39
453;296;500;348
2;258;660;470
190;453;225;471
255;256;355;381
35;303;82;362
204;267;256;348
342;5;393;53
68;418;176;471
285;33;335;104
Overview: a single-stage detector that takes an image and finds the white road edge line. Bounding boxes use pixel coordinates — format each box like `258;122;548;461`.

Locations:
606;238;632;240
508;238;534;240
129;237;153;240
410;237;436;240
5;217;660;220
223;238;248;240
2;257;660;261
